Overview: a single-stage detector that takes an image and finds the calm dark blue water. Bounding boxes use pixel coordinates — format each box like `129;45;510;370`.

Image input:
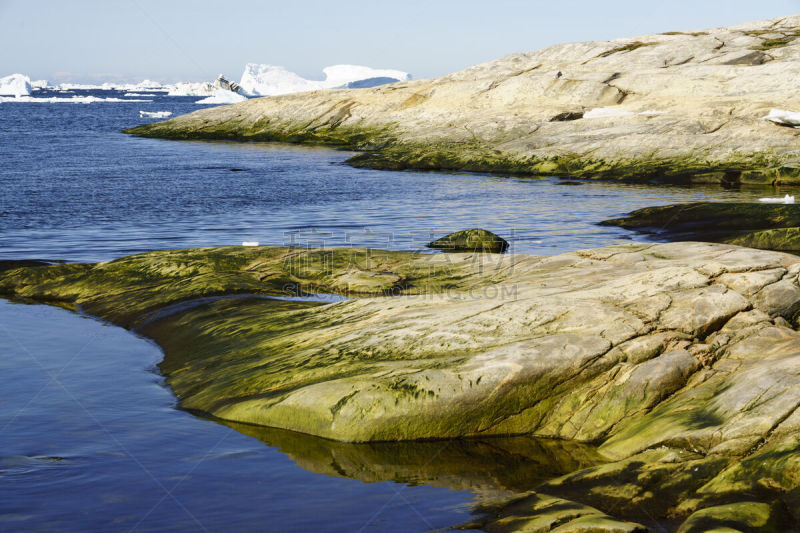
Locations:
0;89;785;263
0;89;792;531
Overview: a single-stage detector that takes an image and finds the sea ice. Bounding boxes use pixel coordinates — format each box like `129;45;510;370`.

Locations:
0;95;152;103
0;73;32;96
762;108;800;127
238;63;410;96
195;89;248;105
139;110;172;118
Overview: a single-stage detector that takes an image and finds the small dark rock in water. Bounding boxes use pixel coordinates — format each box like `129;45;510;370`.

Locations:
427;229;509;253
230;168;246;172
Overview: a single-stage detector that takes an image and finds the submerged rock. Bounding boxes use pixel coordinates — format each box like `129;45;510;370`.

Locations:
3;242;800;530
126;15;800;184
427;228;509;253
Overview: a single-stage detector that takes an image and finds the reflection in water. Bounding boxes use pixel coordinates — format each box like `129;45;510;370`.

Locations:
222;421;604;498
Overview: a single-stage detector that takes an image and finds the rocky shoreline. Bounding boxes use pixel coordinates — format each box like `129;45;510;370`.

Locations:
3;242;800;531
125;15;800;185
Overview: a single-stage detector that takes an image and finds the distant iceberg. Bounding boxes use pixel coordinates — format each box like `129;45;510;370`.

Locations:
166;81;216;96
238;63;411;96
0;95;152;103
56;80;165;91
0;74;32;96
195;89;248;105
139;110;172;118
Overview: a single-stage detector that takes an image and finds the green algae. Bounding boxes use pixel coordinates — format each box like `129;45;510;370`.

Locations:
428;228;510;253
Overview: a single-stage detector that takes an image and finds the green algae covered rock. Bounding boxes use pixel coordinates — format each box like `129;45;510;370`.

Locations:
427;228;509;253
676;501;792;533
603;202;800;252
3;242;800;530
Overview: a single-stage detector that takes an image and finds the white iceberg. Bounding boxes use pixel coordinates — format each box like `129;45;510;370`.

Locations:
0;95;152;103
242;241;259;247
139;110;172;118
55;80;165;92
30;79;49;89
0;73;32;96
238;63;411;96
759;194;795;204
763;109;800;127
195;89;248;105
583;107;635;119
166;81;216;96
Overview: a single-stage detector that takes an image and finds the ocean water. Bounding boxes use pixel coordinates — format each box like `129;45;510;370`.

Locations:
0;89;787;263
0;89;792;531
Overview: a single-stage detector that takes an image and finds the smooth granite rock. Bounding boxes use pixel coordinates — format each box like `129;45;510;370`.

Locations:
126;16;800;184
3;242;800;530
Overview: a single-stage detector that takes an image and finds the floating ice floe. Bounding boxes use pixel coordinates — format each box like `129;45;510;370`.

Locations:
242;242;259;247
195;89;248;105
762;108;800;127
0;73;32;96
139;110;172;118
125;93;151;97
0;95;152;103
30;80;49;89
759;194;795;204
238;63;411;96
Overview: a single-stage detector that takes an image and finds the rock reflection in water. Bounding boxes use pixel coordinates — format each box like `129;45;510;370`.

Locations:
220;420;604;498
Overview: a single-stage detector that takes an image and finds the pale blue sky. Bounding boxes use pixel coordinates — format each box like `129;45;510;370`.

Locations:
2;0;800;83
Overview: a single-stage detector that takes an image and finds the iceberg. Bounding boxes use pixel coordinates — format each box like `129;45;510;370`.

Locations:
195;89;248;105
166;81;216;96
238;63;410;96
762;108;800;127
0;73;32;96
30;80;49;89
139;110;172;118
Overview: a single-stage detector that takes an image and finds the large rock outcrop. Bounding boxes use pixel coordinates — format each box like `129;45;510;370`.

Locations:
603;202;800;252
127;16;800;184
3;242;800;529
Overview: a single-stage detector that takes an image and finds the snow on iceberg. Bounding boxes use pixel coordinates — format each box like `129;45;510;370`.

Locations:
139;110;172;118
763;109;800;127
30;79;49;89
195;89;248;105
238;63;410;96
166;81;216;96
0;73;32;96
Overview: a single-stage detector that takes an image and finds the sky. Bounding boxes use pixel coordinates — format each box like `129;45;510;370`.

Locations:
2;0;800;84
